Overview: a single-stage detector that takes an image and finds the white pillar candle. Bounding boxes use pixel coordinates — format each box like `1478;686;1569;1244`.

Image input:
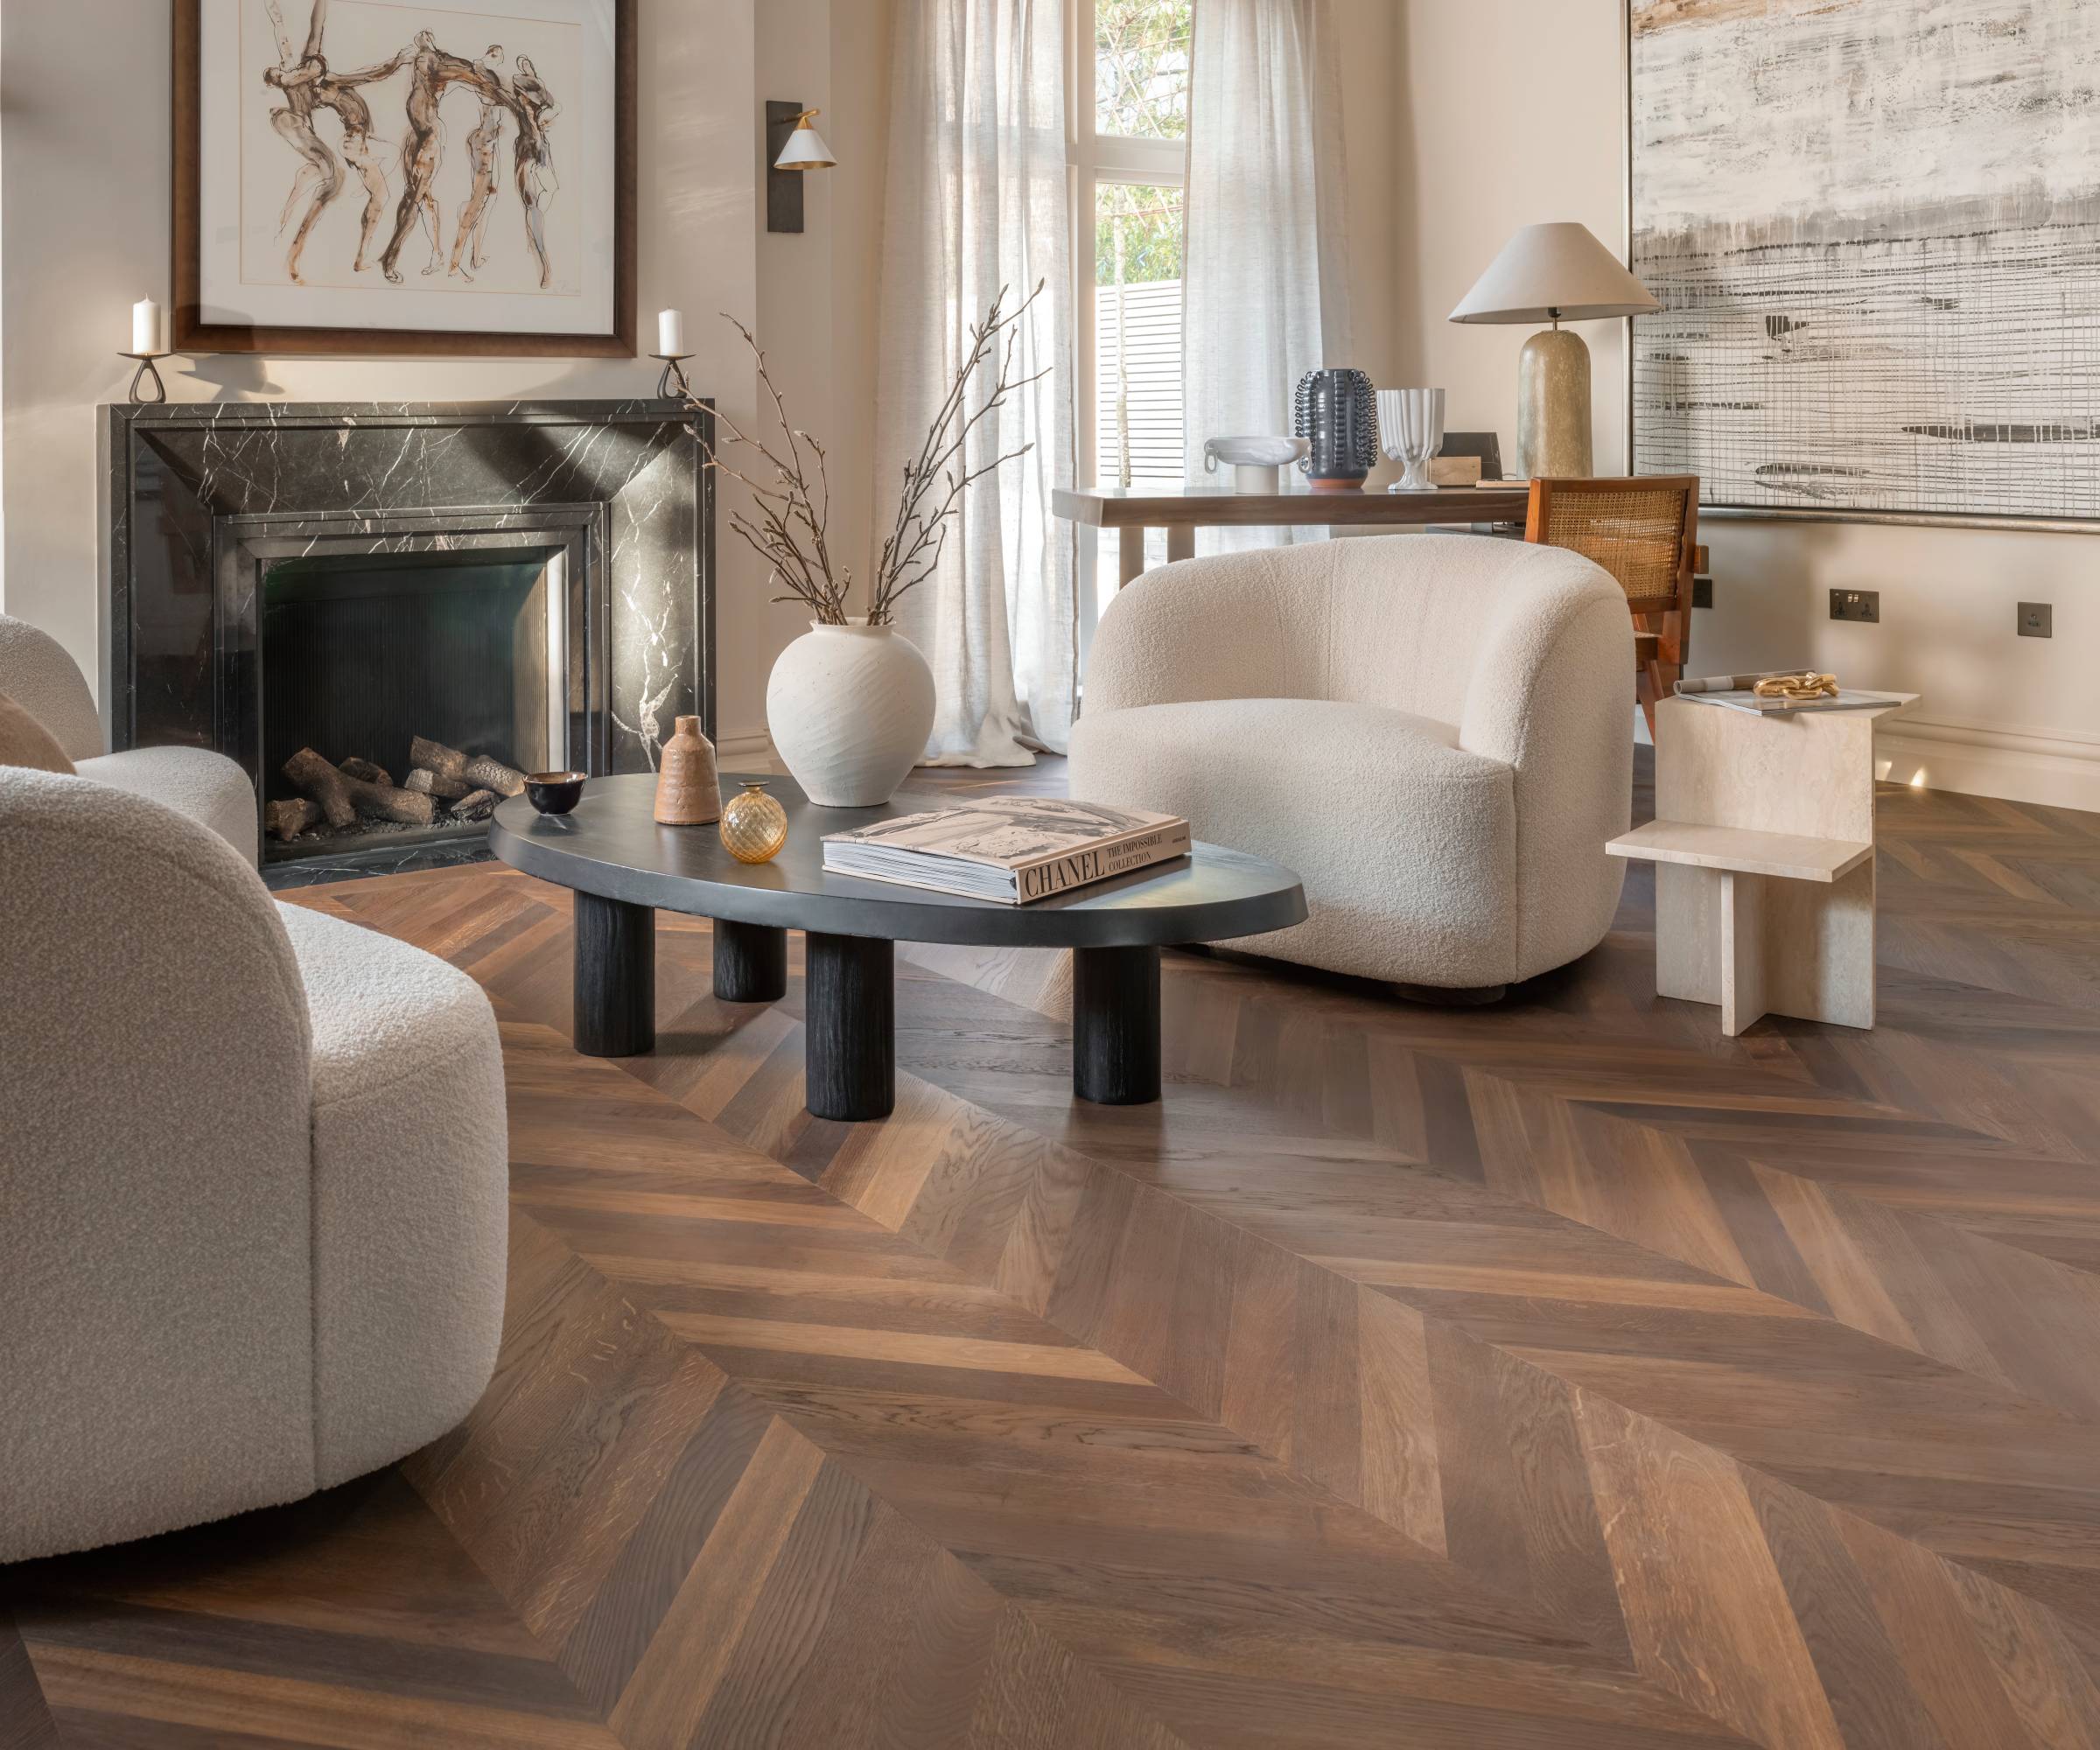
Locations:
656;309;685;356
132;298;163;355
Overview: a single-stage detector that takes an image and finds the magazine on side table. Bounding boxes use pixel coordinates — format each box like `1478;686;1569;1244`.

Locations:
822;797;1191;904
1676;670;1905;715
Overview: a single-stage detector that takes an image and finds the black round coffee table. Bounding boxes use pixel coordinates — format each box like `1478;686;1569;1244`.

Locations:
489;773;1306;1120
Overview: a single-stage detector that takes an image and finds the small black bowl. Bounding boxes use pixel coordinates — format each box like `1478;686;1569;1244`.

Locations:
524;770;588;816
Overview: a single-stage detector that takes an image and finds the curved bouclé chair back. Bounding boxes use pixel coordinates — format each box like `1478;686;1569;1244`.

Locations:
1085;534;1620;728
0;613;105;761
0;767;318;1559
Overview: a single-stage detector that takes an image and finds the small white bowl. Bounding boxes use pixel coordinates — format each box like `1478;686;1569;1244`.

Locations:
1203;436;1310;494
1203;436;1310;469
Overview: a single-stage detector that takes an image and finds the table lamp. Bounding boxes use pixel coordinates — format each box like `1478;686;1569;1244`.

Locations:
1448;222;1657;479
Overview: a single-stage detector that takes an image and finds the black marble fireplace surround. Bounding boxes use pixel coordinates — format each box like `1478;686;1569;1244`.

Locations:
102;400;713;884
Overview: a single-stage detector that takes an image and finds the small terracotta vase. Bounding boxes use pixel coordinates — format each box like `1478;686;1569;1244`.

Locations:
654;715;720;824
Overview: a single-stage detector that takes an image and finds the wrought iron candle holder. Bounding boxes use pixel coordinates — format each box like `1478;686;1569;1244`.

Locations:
650;353;696;400
119;352;173;405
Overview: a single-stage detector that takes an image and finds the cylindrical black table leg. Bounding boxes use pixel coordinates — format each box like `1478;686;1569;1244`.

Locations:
712;917;788;1003
573;891;654;1056
1073;944;1161;1104
803;931;893;1121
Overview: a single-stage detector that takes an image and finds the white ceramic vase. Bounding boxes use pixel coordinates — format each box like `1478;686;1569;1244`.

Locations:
1377;388;1446;492
766;619;936;808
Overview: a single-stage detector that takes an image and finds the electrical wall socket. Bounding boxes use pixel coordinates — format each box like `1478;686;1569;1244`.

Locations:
1830;589;1880;623
2018;602;2053;638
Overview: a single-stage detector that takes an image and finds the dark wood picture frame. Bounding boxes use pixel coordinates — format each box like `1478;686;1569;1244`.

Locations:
172;0;636;358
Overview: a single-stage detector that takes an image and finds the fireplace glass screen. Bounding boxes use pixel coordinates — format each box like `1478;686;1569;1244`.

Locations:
261;546;566;861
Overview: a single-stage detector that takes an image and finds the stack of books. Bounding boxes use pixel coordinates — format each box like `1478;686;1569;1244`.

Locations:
822;797;1189;904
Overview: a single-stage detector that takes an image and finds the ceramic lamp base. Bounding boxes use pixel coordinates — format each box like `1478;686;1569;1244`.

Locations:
1516;326;1592;479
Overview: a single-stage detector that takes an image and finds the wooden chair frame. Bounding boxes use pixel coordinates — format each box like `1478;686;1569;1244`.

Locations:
1525;476;1698;738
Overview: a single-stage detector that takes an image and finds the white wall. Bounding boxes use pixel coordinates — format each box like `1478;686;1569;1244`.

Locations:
1396;0;2098;809
752;0;896;636
0;0;814;749
1334;0;1404;492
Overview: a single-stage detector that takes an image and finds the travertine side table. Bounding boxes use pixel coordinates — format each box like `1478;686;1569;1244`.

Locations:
1607;692;1915;1036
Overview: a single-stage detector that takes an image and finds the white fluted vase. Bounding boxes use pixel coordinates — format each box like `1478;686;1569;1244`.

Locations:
766;619;936;808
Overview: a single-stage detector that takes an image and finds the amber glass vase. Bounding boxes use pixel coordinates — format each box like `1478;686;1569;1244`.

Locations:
719;780;788;864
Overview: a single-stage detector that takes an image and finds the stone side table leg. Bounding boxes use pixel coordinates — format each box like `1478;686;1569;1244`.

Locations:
804;931;894;1121
574;891;654;1056
712;918;788;1003
1073;944;1161;1104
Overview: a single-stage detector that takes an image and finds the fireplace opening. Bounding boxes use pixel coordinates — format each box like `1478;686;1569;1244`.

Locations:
262;545;568;864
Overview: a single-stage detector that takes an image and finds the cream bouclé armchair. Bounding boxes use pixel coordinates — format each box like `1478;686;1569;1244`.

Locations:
1;620;510;1562
1068;533;1633;992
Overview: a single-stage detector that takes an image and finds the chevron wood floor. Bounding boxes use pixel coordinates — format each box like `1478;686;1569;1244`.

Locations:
9;751;2100;1747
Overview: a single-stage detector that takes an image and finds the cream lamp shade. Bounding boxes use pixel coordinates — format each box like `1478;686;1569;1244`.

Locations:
1449;222;1657;326
1448;222;1657;480
774;108;836;171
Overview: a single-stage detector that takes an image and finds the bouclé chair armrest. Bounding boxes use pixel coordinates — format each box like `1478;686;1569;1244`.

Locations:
1455;566;1631;772
1455;558;1634;976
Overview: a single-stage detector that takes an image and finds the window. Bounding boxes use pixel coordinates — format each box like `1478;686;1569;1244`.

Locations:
1071;0;1193;621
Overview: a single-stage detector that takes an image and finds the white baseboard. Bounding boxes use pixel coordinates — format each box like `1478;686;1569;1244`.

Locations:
1875;716;2100;814
715;729;775;766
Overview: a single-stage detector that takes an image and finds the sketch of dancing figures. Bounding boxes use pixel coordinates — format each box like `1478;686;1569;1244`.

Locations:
447;46;508;280
259;2;559;291
378;32;522;284
262;0;411;281
511;56;563;290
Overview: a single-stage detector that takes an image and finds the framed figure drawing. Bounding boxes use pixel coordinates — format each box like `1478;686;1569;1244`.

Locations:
174;0;635;356
1628;0;2100;528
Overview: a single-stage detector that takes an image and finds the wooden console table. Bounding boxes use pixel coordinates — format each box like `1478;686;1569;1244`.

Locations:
1053;484;1533;586
1608;692;1916;1036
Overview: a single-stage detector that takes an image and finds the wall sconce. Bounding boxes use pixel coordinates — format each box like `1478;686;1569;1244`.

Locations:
766;102;836;234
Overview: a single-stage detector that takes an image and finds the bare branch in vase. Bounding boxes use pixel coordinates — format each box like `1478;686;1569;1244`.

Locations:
675;281;1048;627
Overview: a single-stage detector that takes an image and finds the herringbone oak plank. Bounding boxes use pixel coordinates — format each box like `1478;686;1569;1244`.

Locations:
10;752;2100;1745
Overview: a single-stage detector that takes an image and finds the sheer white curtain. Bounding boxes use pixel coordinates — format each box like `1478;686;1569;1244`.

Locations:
1181;0;1349;551
875;0;1076;766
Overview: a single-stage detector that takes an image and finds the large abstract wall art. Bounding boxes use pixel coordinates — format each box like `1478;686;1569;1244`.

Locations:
1629;0;2100;522
177;0;633;356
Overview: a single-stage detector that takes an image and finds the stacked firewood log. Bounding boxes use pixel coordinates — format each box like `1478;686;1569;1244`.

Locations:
270;738;526;842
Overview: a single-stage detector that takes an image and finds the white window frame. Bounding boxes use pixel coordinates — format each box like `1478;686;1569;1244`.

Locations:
1068;1;1189;498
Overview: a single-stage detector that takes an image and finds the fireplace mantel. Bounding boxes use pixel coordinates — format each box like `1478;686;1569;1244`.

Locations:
102;399;714;878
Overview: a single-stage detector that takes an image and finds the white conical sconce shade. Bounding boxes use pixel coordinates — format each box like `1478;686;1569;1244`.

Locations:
774;109;836;171
1448;221;1656;325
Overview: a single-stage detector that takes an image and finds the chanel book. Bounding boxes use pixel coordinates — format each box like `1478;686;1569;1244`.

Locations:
822;797;1190;904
